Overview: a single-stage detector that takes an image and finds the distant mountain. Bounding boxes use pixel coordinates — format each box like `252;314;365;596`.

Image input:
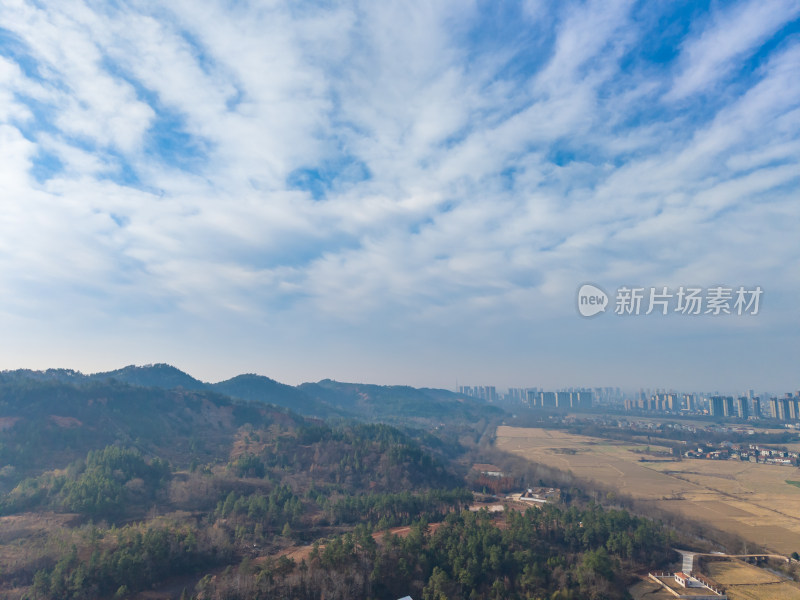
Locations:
0;364;504;425
0;368;89;385
298;379;504;424
0;364;208;391
211;374;344;417
90;363;207;390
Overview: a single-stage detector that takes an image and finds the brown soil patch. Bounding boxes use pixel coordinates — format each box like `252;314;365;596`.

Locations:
49;415;82;428
0;417;21;431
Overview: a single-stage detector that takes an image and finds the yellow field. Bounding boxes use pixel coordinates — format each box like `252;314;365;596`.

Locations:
706;561;784;585
496;426;800;554
628;579;677;600
705;560;800;600
722;584;800;600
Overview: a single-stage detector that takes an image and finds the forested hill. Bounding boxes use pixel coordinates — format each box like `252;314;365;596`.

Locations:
0;364;207;390
0;364;503;424
0;377;303;483
0;366;501;490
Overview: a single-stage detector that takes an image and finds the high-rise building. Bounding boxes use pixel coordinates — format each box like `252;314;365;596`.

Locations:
710;396;725;418
770;397;780;420
540;392;556;408
458;386;497;402
650;393;661;411
737;397;749;420
752;397;761;418
780;398;791;421
506;388;529;404
723;396;735;418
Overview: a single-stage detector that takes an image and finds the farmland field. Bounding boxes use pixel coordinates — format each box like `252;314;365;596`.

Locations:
705;560;800;599
628;579;675;600
496;426;800;554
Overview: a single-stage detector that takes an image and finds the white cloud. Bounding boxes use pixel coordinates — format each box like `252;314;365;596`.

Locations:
668;0;800;100
0;0;797;387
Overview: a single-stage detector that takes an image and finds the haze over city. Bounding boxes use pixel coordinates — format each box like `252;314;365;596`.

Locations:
1;0;798;390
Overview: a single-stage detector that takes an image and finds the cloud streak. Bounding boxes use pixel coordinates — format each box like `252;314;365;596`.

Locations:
0;0;797;390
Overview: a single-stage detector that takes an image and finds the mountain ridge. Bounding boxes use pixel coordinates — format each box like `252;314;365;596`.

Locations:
0;363;501;423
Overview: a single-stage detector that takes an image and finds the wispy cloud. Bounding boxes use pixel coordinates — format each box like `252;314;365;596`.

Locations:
667;0;800;100
0;0;797;389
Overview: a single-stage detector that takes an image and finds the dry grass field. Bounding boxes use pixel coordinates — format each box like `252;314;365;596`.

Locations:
704;560;800;599
706;561;784;585
723;585;800;600
628;579;677;600
496;426;800;554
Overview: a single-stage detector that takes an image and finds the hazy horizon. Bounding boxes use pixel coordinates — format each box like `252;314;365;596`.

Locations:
2;361;795;400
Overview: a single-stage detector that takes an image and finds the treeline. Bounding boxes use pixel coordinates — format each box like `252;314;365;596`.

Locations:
30;521;232;600
195;503;676;600
563;420;798;448
1;446;170;517
506;413;800;449
211;484;304;542
317;488;473;528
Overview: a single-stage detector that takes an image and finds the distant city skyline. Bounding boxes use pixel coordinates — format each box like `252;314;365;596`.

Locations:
0;1;798;390
460;383;798;400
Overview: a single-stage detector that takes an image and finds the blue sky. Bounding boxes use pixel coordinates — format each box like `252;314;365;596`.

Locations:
0;0;798;393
